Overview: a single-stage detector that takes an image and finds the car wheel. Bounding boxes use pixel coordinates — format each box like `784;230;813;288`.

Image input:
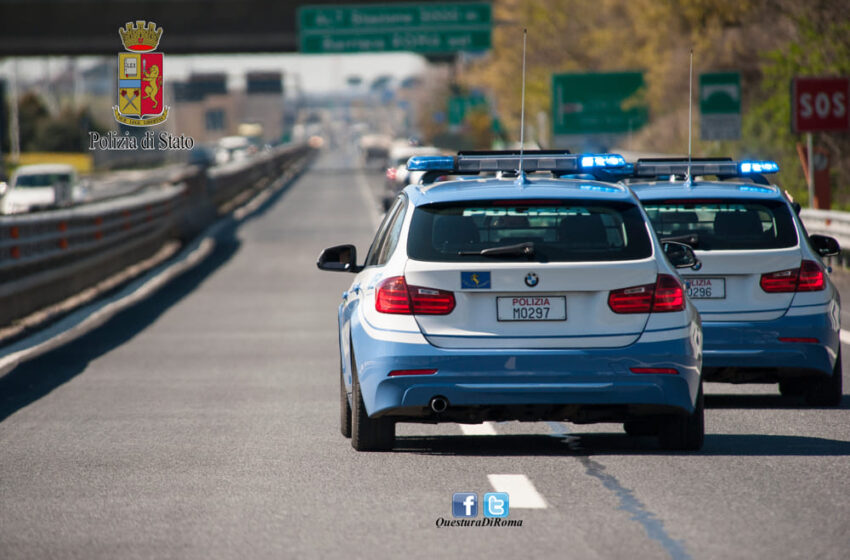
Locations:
806;351;843;407
659;382;704;451
350;346;394;451
623;419;660;437
778;379;806;398
340;362;352;439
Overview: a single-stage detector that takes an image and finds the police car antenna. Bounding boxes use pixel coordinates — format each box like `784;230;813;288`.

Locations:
517;28;528;178
685;48;694;187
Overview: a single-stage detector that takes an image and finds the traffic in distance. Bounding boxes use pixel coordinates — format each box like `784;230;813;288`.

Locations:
319;150;841;453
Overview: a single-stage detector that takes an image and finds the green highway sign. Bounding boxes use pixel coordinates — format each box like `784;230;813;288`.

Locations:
700;72;741;140
298;3;492;54
551;72;648;136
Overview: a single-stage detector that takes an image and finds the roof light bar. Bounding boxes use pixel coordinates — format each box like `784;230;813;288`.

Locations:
407;151;627;175
629;158;780;184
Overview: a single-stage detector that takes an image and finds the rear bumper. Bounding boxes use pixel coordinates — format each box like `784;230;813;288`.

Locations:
351;327;701;420
702;311;839;381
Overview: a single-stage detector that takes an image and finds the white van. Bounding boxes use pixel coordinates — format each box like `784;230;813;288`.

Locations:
1;164;77;214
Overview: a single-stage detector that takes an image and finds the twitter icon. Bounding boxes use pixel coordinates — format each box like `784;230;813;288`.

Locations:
483;492;509;518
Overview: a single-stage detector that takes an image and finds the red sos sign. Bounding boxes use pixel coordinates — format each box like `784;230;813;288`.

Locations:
792;77;850;133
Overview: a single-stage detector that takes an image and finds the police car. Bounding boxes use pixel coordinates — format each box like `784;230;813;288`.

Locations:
318;151;704;451
625;158;841;405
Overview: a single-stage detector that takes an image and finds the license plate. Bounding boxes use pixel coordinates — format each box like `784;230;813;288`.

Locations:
497;296;566;322
684;277;726;299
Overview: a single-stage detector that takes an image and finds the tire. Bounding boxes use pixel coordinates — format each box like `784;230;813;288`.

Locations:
806;351;843;407
340;362;352;439
623;419;660;437
778;379;806;398
350;346;395;451
659;383;704;451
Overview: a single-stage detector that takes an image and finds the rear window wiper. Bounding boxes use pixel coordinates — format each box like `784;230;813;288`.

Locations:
661;233;699;248
459;241;536;258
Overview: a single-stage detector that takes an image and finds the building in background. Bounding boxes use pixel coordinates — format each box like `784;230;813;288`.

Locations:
169;71;284;145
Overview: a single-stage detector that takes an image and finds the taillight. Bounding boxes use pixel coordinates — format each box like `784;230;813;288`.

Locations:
375;276;455;315
375;276;412;314
760;260;824;293
608;283;654;313
652;274;685;312
386;167;397;180
797;260;825;291
608;274;685;314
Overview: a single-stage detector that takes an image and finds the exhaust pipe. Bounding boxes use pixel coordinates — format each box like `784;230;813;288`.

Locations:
429;396;449;413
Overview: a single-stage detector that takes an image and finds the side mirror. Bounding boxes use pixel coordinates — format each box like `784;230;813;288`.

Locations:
663;241;701;270
317;244;362;273
809;234;840;257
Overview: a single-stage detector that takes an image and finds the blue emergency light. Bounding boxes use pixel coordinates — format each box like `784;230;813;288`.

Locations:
739;161;780;174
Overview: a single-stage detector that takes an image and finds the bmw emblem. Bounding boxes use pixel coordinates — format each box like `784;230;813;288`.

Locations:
524;272;539;287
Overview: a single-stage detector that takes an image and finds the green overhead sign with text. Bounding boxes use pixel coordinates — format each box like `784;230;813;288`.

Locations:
298;3;492;54
551;72;648;136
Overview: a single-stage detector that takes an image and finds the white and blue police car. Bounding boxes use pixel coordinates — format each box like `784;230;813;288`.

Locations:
624;158;841;405
318;152;704;451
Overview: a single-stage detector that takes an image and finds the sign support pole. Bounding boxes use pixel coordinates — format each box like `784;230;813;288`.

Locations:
807;132;814;208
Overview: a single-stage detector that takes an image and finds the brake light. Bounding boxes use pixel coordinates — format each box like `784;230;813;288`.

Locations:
375;276;456;315
760;260;824;293
608;274;685;314
797;260;825;291
608;283;654;313
630;367;679;374
375;276;411;314
386;167;397;180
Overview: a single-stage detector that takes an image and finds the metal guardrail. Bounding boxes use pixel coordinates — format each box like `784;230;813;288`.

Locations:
0;142;314;328
800;209;850;248
0;186;183;275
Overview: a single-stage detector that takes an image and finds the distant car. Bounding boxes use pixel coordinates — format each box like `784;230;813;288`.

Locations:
215;136;255;165
383;144;443;210
318;151;704;452
358;134;392;168
627;158;842;405
1;164;77;214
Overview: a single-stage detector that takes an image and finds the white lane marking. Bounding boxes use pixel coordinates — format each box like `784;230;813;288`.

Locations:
459;422;497;436
355;169;382;228
840;329;850;345
488;474;548;509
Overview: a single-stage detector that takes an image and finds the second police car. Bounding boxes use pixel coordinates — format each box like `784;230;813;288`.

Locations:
318;151;704;451
624;158;841;406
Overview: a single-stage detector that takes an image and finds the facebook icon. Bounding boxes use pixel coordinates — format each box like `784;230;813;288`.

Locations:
452;493;478;518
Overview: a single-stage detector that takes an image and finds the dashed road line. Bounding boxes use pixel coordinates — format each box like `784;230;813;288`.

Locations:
840;329;850;345
487;474;548;509
459;422;498;436
546;422;692;560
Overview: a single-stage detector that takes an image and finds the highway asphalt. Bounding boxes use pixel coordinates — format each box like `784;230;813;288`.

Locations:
1;151;849;559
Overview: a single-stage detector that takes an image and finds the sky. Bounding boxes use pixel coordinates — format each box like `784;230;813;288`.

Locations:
0;52;428;94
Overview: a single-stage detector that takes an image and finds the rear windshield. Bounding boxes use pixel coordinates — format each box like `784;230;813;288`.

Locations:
15;173;72;188
407;199;653;262
642;199;798;250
